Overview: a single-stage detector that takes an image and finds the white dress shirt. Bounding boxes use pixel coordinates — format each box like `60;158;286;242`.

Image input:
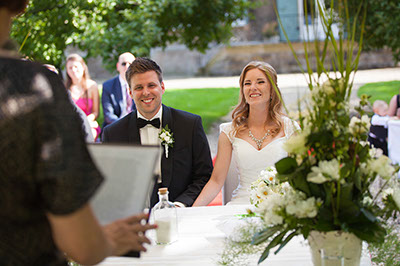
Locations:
119;75;130;117
137;107;162;177
137;108;186;208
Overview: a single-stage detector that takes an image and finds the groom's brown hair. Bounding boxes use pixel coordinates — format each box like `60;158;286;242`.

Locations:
0;0;29;13
125;57;163;85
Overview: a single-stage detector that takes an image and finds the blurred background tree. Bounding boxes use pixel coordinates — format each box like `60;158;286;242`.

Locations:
11;0;252;71
327;0;400;63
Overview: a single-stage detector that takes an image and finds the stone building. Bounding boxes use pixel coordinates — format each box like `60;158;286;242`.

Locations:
151;0;395;78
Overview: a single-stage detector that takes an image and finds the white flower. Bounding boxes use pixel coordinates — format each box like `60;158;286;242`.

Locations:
362;196;373;206
283;131;308;154
159;125;174;159
258;193;285;225
321;82;336;95
368;145;383;158
286;196;318;219
307;159;341;184
393;186;400;210
369;156;395;179
349;115;370;135
361;114;370;127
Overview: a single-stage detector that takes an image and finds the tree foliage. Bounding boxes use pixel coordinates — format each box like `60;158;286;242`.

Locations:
327;0;400;63
11;0;252;71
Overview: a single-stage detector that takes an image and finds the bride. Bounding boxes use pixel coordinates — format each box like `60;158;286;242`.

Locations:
193;61;299;206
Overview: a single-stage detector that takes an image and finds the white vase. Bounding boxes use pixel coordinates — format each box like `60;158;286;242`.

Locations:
307;231;362;266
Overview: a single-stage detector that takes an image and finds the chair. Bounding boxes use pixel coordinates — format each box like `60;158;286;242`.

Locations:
222;156;239;205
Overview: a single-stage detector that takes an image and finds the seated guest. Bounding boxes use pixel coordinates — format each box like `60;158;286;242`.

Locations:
368;100;392;155
45;63;94;142
0;2;156;264
102;52;136;127
65;53;101;140
388;90;400;118
102;57;213;208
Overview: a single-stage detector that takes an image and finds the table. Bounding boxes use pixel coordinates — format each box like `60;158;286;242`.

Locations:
98;205;372;266
388;120;400;167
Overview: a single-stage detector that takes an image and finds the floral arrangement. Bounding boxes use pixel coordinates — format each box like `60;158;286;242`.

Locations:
250;167;286;207
249;1;400;264
159;125;174;158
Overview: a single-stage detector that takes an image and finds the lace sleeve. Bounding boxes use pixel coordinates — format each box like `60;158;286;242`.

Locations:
283;116;301;138
220;122;234;144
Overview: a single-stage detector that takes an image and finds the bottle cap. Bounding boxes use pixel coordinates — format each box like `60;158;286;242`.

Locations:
158;187;168;194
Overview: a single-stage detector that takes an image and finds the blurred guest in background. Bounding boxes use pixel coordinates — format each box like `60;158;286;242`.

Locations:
65;53;101;140
102;52;136;128
368;100;390;155
45;63;94;142
388;90;400;118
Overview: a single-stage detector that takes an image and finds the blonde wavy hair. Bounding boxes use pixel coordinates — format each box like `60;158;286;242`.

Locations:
232;61;284;136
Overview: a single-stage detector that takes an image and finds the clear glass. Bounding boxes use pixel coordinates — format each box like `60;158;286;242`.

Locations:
320;247;344;266
152;191;178;244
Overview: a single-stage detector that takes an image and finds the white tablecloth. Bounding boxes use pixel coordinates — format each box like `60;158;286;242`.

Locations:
98;205;372;266
388;120;400;167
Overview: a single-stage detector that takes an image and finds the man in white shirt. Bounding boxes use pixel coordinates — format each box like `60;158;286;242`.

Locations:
102;57;213;208
101;52;136;127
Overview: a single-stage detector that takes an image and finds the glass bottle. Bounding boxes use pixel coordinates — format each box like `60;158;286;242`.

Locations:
152;187;178;244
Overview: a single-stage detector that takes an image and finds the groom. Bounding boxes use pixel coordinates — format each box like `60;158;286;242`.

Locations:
102;57;213;208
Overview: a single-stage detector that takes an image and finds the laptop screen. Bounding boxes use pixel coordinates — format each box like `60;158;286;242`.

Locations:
87;143;160;225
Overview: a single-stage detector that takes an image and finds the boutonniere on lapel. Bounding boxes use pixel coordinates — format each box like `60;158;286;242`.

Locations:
159;125;174;159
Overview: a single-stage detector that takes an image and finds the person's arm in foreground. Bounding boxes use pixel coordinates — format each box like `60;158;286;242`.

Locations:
193;132;232;206
47;205;156;265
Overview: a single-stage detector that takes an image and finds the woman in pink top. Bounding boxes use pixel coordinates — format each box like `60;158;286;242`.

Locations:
65;54;101;139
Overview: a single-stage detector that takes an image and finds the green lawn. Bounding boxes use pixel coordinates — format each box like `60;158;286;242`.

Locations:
97;87;240;133
357;80;400;104
163;88;239;133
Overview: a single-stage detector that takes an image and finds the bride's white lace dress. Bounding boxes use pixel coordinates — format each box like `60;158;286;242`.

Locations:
220;116;300;205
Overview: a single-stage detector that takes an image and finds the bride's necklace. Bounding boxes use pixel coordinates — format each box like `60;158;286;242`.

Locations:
249;129;271;150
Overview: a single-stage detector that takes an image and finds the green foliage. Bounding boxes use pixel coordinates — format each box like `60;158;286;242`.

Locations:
10;0;252;71
248;0;400;263
369;222;400;265
357;80;400;105
329;0;400;63
162;87;239;133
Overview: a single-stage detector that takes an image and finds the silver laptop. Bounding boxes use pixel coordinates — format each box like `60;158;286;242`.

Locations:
87;143;160;225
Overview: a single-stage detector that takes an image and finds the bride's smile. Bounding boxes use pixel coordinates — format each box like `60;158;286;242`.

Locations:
243;68;271;106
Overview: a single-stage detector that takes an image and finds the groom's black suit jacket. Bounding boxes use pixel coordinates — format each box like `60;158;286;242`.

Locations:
102;105;213;207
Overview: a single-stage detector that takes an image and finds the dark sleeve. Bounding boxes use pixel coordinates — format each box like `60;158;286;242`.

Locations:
102;82;119;125
35;70;103;215
175;116;213;206
101;125;110;142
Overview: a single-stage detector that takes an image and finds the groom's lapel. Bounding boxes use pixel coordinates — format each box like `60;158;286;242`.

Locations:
161;104;173;187
128;111;141;144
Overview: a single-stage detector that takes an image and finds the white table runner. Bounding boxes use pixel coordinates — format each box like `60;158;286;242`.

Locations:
98;205;372;265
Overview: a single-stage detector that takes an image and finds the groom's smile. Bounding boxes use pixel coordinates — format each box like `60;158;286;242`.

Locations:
129;70;165;119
